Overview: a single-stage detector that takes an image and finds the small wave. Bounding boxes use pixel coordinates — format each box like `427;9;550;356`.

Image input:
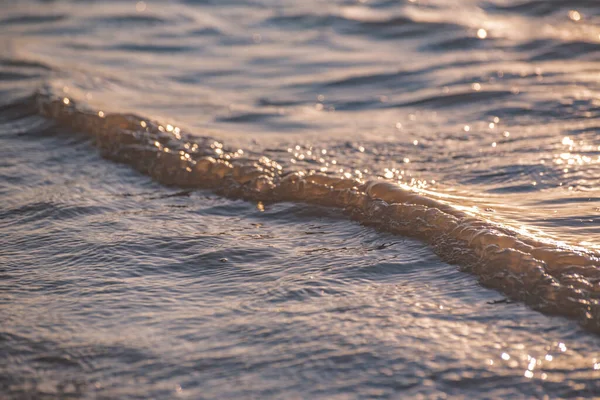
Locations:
14;90;600;332
188;27;223;36
263;12;461;40
392;90;514;109
84;14;170;26
527;40;600;62
1;14;67;25
217;112;284;123
0;59;53;72
425;35;492;51
488;0;600;18
0;201;112;228
311;60;485;93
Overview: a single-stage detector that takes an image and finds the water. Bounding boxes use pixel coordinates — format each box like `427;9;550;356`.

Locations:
2;0;600;398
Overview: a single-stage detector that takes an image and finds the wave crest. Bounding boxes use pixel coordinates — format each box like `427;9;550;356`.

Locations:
30;89;600;332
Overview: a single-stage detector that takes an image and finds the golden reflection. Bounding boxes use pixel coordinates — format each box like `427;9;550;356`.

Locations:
477;29;487;39
568;10;581;22
558;342;567;352
554;150;597;167
561;136;574;146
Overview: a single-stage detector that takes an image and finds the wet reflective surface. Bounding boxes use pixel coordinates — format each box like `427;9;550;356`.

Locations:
2;0;600;398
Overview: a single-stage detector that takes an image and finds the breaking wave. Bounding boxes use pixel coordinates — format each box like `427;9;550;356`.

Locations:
19;89;600;332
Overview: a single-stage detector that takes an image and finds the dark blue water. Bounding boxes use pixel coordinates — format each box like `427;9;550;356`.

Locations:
2;0;600;398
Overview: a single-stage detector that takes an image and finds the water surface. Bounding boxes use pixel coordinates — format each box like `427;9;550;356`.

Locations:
2;0;600;398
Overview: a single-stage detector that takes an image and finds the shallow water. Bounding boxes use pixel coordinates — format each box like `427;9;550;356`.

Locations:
2;0;600;398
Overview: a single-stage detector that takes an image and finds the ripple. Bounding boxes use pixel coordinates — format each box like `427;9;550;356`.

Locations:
1;14;67;25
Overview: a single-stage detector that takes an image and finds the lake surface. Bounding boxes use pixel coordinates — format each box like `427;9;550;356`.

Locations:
2;0;600;398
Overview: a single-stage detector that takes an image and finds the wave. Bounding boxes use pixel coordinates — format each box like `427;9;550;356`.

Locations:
262;12;461;40
15;89;600;332
487;0;600;18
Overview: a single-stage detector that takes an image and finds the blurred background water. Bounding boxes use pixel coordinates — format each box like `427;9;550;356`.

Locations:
2;0;600;398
